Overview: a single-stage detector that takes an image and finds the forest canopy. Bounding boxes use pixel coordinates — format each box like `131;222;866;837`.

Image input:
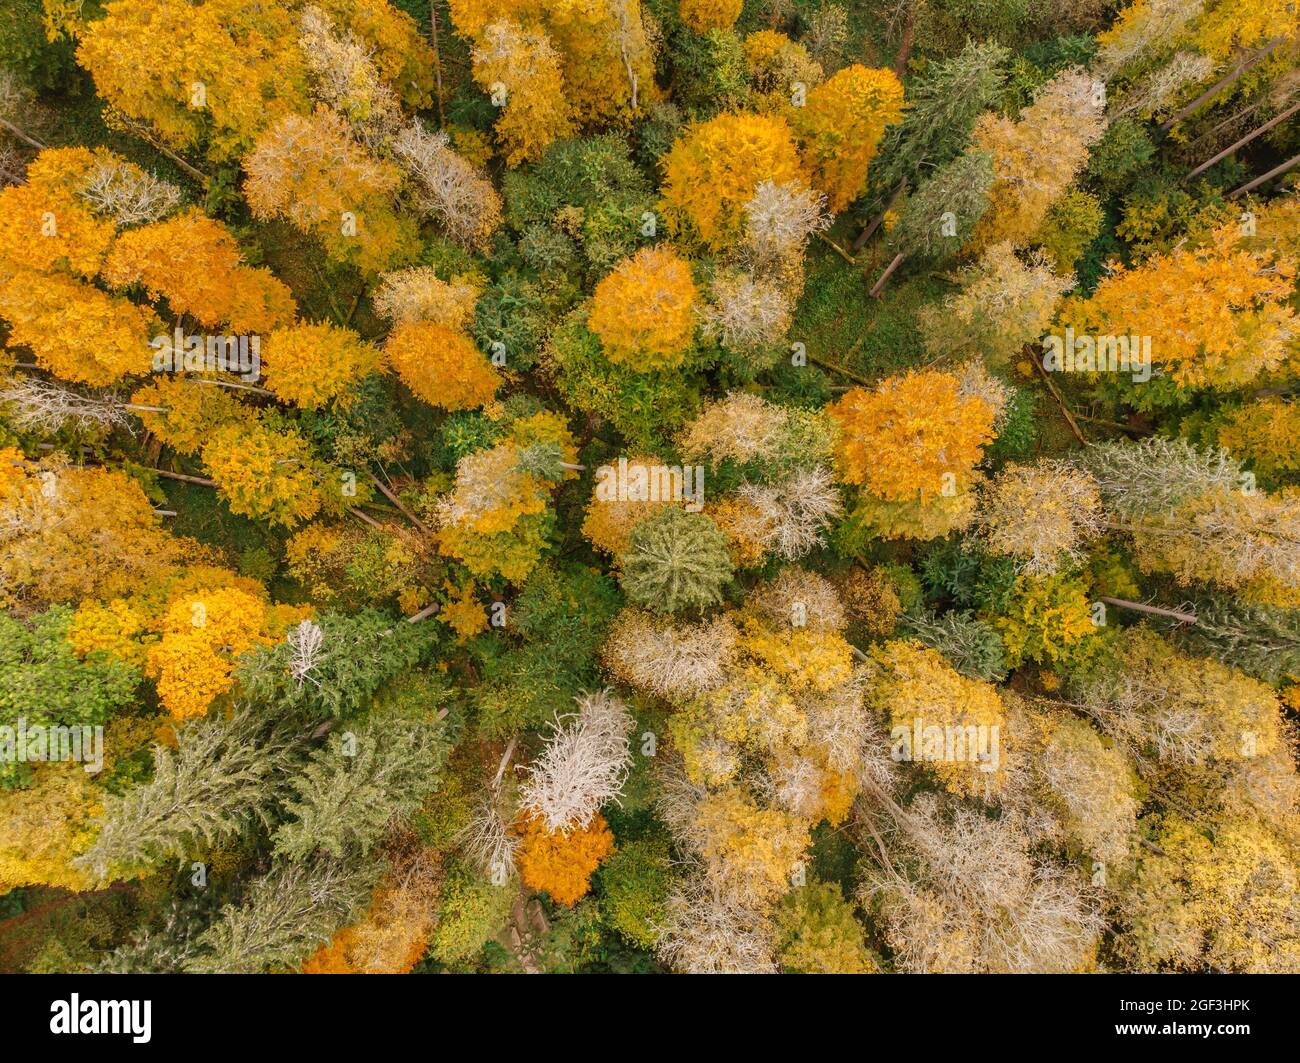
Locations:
0;0;1297;976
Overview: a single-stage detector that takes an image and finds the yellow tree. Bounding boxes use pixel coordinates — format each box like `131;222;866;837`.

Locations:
261;322;382;410
243;107;417;273
867;639;1007;798
793;64;905;213
200;417;324;528
588;246;698;370
0;147;118;279
434;411;578;581
129;377;253;457
968;70;1107;251
0;271;158;387
517;812;614;905
386;323;502;410
827;370;996;502
543;0;659;127
679;0;743;34
102;208;297;333
0;454;195;608
471;19;574;166
1060;223;1296;390
975;461;1106;575
76;0;434;162
661;112;807;249
76;0;312;161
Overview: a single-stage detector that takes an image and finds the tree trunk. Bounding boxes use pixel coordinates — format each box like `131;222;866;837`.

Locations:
852;180;907;252
1161;38;1286;131
1183;99;1300;182
1098;597;1197;625
893;2;916;78
868;252;905;298
1228;151;1300;199
0;117;46;151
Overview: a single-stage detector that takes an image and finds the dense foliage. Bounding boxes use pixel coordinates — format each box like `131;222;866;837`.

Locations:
0;0;1297;976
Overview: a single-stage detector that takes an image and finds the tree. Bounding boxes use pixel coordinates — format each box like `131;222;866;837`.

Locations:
274;717;449;861
866;639;1007;798
1068;628;1288;773
993;572;1098;669
0;270;158;386
542;0;659;126
102;208;296;333
883;150;995;266
236;609;439;718
968;70;1108;251
595;836;671;949
518;690;634;833
618;507;734;614
243;107;416;273
661;111;807;249
689;786;811;901
919;242;1072;365
740;178;831;292
1034;189;1104;274
0;147;118;278
601;609;739;699
372;267;478;327
76;0;311;161
587;245;698;369
0;607;137;789
775;881;877;974
516;811;614;905
302;845;441;973
1079;438;1300;600
743;30;824;116
391;123;503;249
1004;697;1139;865
262;322;382;410
434;410;578;582
0;456;192;609
297;4;402;147
1216;398;1300;478
386;322;502;411
827;370;997;502
74;153;183;226
793;64;905;213
975;461;1106;575
143;582;284;719
677;391;833;471
186;856;378;973
655;870;777;973
200;416;324;528
1060;223;1296;391
699;270;792;352
1168;594;1300;684
471;19;573;166
72;704;301;883
859;794;1104;973
865;40;1009;215
679;0;743;34
0;757;104;893
428;859;514;965
1115;812;1300;972
129;376;249;457
1095;0;1203;74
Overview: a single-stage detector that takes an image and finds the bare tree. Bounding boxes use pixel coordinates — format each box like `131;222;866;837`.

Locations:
391;121;502;249
77;158;183;225
286;619;325;691
0;376;162;434
518;690;635;833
